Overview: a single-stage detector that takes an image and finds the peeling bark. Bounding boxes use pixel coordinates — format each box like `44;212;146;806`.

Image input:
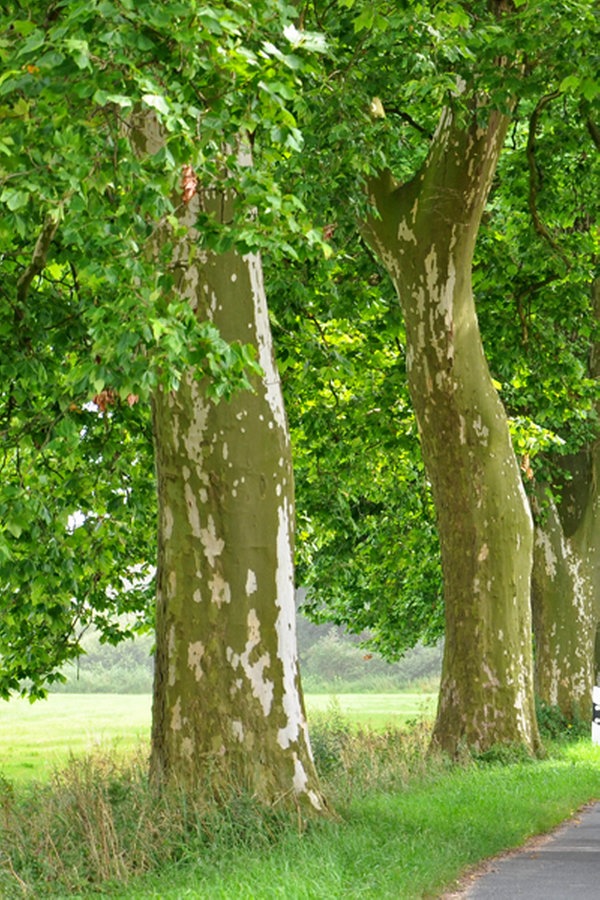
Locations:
532;278;600;718
136;117;324;812
365;107;540;755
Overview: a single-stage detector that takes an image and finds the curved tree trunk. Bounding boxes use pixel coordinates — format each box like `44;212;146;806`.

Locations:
365;108;539;755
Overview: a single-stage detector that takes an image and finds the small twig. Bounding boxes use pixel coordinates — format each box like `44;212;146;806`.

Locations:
385;106;433;139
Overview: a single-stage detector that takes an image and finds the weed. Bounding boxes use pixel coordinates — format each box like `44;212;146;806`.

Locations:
536;698;590;741
309;697;352;774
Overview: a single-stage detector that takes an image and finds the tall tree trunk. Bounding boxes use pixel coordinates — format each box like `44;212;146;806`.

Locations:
365;107;540;755
136;117;324;812
532;278;600;718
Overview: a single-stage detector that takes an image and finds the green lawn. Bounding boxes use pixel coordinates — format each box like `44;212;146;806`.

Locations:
0;691;437;783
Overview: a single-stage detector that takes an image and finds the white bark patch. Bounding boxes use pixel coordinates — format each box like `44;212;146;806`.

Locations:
477;543;489;562
182;375;209;463
472;415;490;447
274;499;310;751
482;662;500;688
162;506;174;541
184;482;202;538
208;570;231;607
397;220;417;245
187;641;205;681
292;753;308;794
246;252;288;438
245;569;258;596
193;588;202;604
168;625;177;687
226;609;274;716
171;696;183;731
232;720;244;742
200;515;224;567
535;529;557;579
291;752;322;808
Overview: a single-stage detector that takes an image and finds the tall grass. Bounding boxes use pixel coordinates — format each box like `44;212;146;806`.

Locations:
1;707;599;899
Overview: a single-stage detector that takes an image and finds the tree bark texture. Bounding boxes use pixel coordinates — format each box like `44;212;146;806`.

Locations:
139;126;323;811
365;107;540;755
532;278;600;717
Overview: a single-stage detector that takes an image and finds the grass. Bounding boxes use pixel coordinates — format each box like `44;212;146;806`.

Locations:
0;694;151;783
113;743;600;899
0;692;437;783
1;694;599;898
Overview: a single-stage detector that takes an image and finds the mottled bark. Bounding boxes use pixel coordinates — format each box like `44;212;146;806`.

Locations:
135;117;323;812
365;107;539;755
532;278;600;717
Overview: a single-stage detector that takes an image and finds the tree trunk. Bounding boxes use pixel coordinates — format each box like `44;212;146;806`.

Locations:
531;477;595;720
365;107;540;755
140;126;323;812
532;278;600;719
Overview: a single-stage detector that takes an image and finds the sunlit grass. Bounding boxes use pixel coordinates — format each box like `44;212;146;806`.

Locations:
0;694;151;782
0;691;437;783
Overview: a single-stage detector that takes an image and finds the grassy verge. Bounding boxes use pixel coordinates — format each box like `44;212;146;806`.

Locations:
1;694;599;898
115;742;600;900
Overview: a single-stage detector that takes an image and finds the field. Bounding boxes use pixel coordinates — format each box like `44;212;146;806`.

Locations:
0;691;437;783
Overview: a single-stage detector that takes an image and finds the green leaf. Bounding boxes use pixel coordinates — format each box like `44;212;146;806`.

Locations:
141;93;170;115
0;188;29;211
17;29;45;56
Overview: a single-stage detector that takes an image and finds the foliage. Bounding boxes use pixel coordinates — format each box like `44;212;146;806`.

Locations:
2;0;599;695
0;0;325;697
267;0;600;660
270;244;444;659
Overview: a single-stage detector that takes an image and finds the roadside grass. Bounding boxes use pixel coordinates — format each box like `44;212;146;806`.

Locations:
115;743;600;900
0;692;436;783
1;695;599;898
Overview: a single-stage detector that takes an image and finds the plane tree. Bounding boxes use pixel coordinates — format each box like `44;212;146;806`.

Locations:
0;0;326;811
270;0;598;754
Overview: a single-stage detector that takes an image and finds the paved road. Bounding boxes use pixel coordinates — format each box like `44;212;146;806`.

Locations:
456;802;600;899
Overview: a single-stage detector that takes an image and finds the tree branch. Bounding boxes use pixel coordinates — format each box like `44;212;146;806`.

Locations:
16;217;59;305
385;106;433;139
526;91;570;268
586;117;600;152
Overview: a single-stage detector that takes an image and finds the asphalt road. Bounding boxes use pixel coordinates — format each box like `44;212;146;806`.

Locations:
455;802;600;899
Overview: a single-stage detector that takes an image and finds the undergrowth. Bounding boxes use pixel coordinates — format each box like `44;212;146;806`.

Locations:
1;705;598;898
535;698;589;741
0;709;436;898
